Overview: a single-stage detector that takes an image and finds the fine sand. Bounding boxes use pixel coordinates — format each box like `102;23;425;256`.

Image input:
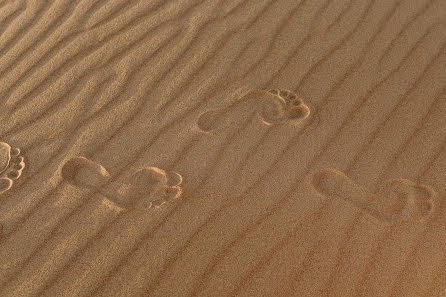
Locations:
0;0;446;296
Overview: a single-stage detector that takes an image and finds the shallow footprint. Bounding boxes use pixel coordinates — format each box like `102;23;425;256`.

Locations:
0;179;12;195
61;157;183;210
261;89;311;125
197;109;226;132
259;92;287;125
197;90;267;132
61;157;110;189
150;185;182;208
380;178;435;222
311;168;385;220
0;142;25;195
198;89;313;132
114;167;183;209
311;168;435;223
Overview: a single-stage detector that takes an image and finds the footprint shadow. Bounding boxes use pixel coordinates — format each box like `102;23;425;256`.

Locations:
197;89;317;133
0;142;25;195
61;157;182;210
311;168;436;223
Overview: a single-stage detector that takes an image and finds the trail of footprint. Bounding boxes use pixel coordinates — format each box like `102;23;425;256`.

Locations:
0;142;25;195
197;89;315;132
311;168;435;223
61;157;182;210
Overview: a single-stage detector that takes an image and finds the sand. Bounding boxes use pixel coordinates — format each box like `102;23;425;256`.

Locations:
0;0;445;296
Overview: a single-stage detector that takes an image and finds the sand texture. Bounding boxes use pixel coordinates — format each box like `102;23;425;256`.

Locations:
0;0;446;296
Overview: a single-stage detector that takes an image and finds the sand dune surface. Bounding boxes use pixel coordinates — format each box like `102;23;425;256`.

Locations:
0;0;446;296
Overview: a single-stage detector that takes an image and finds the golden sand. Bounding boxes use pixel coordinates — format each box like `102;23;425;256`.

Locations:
0;0;446;296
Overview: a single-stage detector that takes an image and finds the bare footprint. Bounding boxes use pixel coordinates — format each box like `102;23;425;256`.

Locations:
0;142;25;195
261;89;311;125
311;168;436;223
379;178;435;222
197;89;315;132
112;167;182;209
197;109;226;132
61;157;110;189
61;157;182;210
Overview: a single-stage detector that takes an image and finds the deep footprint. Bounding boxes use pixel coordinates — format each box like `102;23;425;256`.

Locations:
0;142;25;195
61;157;182;210
311;168;435;223
197;89;314;132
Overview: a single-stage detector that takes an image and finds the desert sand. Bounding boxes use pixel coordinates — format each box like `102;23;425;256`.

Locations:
0;0;445;296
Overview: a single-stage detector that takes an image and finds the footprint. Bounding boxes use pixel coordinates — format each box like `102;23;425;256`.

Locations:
311;168;435;223
197;89;314;132
0;142;25;195
61;157;110;189
260;89;312;125
112;167;182;209
61;157;182;210
197;109;226;132
379;178;435;222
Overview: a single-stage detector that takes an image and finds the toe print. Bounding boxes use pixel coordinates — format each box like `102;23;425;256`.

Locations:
61;157;183;210
0;142;25;195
